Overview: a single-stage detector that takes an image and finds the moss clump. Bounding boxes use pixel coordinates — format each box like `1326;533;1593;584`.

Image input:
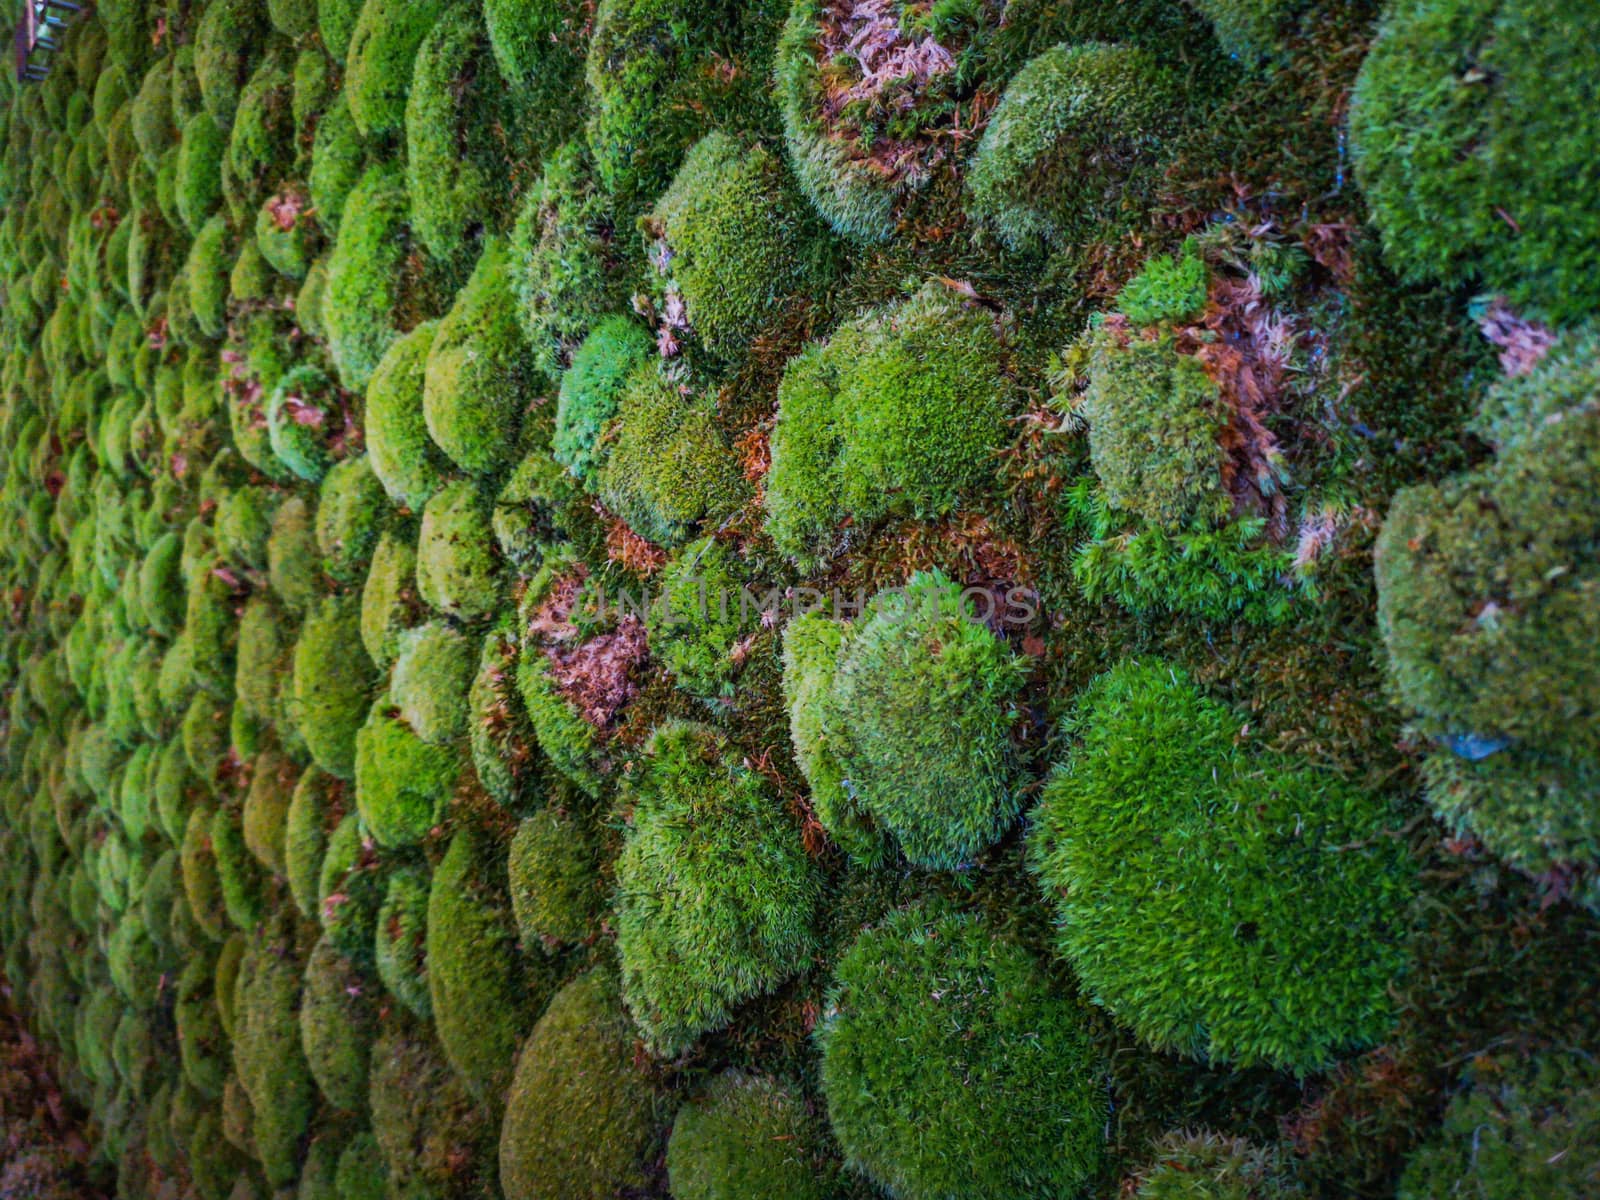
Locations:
510;139;634;377
1374;331;1600;884
1130;1131;1300;1200
139;531;186;636
616;721;820;1057
354;696;460;848
552;315;652;483
175;113;226;234
266;494;321;614
242;747;298;875
359;530;422;670
285;766;342;919
484;0;588;144
390;621;476;744
317;813;385;961
291;595;377;779
308;92;366;235
468;626;541;806
416;480;505;623
643;132;835;362
316;455;389;586
194;0;270;129
319;0;365;63
375;867;433;1018
300;934;377;1112
181;802;229;941
775;0;1002;241
212;804;266;931
266;364;343;484
595;361;748;548
765;285;1009;568
365;321;449;510
966;43;1180;252
405;9;523;269
214;485;278;571
508;807;599;952
186;215;234;340
183;556;237;695
1349;0;1600;324
233;920;317;1188
583;0;772;208
335;1131;389;1200
1397;1053;1600;1200
428;827;546;1107
646;536;758;699
667;1071;831;1200
323;165;412;392
499;966;663;1199
1192;0;1310;63
344;0;453;139
788;573;1024;868
1028;659;1416;1072
175;954;229;1098
254;186;317;280
369;1021;498;1200
819;903;1104;1200
422;239;545;477
234;593;291;730
224;52;296;221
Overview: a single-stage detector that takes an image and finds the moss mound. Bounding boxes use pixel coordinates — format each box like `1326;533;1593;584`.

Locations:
1028;659;1416;1071
667;1071;831;1200
291;595;377;779
819;903;1105;1199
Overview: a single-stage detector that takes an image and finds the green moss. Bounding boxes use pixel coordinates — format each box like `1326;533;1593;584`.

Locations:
266;494;321;614
107;909;165;1009
775;0;1001;241
966;43;1180;252
269;0;319;37
416;480;505;622
646;536;758;699
595;361;747;547
254;185;317;280
235;593;292;729
1116;238;1211;326
190;1112;254;1200
316;812;385;961
667;1071;829;1200
181;693;232;786
296;254;330;339
175;953;229;1098
319;0;366;63
1349;0;1600;324
194;0;271;129
391;621;476;744
365;320;449;510
131;59;178;168
335;1131;389;1200
308;92;366;235
508;807;599;952
186;214;234;339
316;454;389;585
300;934;377;1112
429;826;547;1107
405;9;523;270
765;285;1009;567
344;0;453;139
369;1021;498;1200
243;747;298;875
214;484;278;569
423;238;545;476
616;721;820;1056
181;802;228;941
1374;332;1600;882
359;530;422;669
643;131;835;361
499;966;663;1199
323;165;412;392
1028;659;1416;1071
510;139;633;377
484;0;588;146
285;765;342;919
583;0;775;209
1398;1053;1600;1200
354;695;460;847
292;595;378;779
138;531;186;636
267;364;345;483
375;866;433;1018
212;803;266;931
224;51;297;221
549;316;649;483
234;919;317;1188
819;903;1104;1200
1130;1131;1300;1199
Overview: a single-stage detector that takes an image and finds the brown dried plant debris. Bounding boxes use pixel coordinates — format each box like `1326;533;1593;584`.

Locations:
527;566;650;730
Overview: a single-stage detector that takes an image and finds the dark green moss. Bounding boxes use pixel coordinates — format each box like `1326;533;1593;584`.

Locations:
353;695;460;848
291;595;378;779
233;918;317;1187
374;866;433;1019
300;934;377;1112
416;480;505;623
508;806;599;952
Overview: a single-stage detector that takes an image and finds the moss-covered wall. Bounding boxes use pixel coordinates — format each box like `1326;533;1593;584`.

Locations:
0;1;1598;1198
